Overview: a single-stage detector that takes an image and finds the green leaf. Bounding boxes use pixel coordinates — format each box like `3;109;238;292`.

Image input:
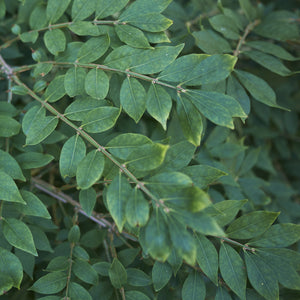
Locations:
159;141;196;172
227;75;250;115
146;84;172;130
0;116;20;137
64;67;86;97
104;44;184;74
121;13;172;32
210;199;248;227
184;90;246;129
246;41;298;61
0;149;25;181
16;152;54;169
85;68;109;99
0;247;23;290
108;258;127;288
254;11;299;41
182;271;206;300
244;251;279;300
79;188;97;216
34;63;53;77
115;25;150;48
0;0;5;19
126;143;169;171
235;70;282;109
11;85;28;95
194;233;218;285
106;172;132;232
244;50;293;76
118;248;140;267
69;282;92;300
64;98;108;121
215;286;232;300
81;106;120;133
219;243;247;300
238;0;257;21
182;165;226;189
152;261;172;291
193;30;232;54
22;105;58;145
120;77;146;123
106;133;152;160
147;171;193;195
226;211;279;239
73;259;99;285
46;0;71;23
46;256;69;272
44;29;66;55
168;216;196;265
167;248;182;275
68;225;81;243
44;75;66;102
248;223;300;247
93;261;110;276
20;31;38;43
126;187;149;227
0;171;25;204
69;21;100;36
29;225;53;252
77;150;105;189
209;15;240;40
125;291;150;300
126;268;152;286
59;135;86;179
95;0;129;19
3;218;37;256
257;250;300;290
144;210;172;261
0;102;18;117
77;36;109;63
71;0;96;21
15;190;51;219
176;94;203;146
29;272;68;294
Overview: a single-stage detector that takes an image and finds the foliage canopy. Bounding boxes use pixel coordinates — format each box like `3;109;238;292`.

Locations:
0;0;299;299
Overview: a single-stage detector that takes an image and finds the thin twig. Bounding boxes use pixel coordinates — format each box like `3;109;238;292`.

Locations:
233;19;260;57
216;236;255;252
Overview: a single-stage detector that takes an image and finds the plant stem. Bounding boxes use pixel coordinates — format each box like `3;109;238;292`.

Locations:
0;20;122;50
64;242;75;300
216;236;255;251
233;19;260;57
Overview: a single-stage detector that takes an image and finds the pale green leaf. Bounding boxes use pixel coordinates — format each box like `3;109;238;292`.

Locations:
85;68;109;99
29;272;68;294
106;172;132;232
115;24;151;48
59;135;86;179
3;218;37;256
77;150;105;189
95;0;129;19
226;211;279;239
244;251;279;300
44;75;66;102
219;243;246;300
152;261;172;291
182;271;206;300
120;77;146;123
194;233;218;285
79;187;96;217
46;0;71;23
69;21;100;36
77;35;109;63
0;171;25;204
20;31;38;43
44;29;66;55
126;187;149;227
146;84;172;130
64;67;86;97
108;258;127;288
0;149;25;181
0;116;20;137
71;0;96;21
81;106;120;133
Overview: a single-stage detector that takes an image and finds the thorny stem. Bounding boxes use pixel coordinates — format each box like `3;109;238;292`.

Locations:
0;20;123;50
233;19;260;57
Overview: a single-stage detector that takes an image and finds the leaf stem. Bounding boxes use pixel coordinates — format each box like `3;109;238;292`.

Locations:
217;236;255;251
233;19;260;57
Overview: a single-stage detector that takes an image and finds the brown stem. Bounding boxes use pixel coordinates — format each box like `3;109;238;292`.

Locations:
233;19;260;57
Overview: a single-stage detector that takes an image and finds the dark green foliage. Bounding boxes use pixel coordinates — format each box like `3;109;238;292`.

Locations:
0;0;299;299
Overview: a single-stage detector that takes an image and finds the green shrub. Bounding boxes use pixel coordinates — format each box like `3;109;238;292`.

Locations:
0;0;299;299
